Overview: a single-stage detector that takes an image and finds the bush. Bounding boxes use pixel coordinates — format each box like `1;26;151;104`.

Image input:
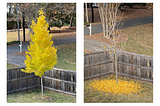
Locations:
7;21;21;29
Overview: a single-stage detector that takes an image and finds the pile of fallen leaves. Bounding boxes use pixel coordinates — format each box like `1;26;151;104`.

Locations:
87;75;152;97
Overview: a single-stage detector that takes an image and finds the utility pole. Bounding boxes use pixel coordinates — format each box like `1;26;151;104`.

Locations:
91;3;94;23
16;6;20;42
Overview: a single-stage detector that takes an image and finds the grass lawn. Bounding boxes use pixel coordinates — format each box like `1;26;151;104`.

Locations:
84;75;153;103
7;63;17;69
120;23;153;56
7;89;76;103
7;29;30;43
55;43;76;71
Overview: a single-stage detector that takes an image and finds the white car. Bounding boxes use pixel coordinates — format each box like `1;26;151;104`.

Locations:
92;3;98;8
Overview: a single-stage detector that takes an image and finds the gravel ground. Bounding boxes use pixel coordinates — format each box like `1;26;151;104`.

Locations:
84;38;110;52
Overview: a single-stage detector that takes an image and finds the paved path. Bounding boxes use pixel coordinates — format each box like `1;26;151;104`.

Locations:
84;38;110;52
84;16;153;35
7;37;76;54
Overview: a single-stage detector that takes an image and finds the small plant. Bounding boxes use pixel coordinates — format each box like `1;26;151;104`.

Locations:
21;8;57;98
84;22;90;25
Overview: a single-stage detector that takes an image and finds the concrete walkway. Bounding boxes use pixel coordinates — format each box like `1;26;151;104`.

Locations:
84;38;109;52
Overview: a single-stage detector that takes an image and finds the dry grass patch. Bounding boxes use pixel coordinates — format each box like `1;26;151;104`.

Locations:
121;23;153;56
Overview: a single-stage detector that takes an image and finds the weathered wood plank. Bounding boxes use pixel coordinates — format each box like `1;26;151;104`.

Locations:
43;86;76;96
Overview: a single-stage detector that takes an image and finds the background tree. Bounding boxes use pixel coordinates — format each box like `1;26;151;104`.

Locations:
21;9;57;98
85;3;89;23
98;3;121;38
7;3;76;40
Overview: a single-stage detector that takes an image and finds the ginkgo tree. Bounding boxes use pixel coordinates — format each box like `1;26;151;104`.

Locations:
99;3;125;84
21;8;57;98
102;28;126;84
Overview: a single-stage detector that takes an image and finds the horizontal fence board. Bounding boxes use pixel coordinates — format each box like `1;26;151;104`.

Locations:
117;61;153;70
7;75;37;82
84;71;112;80
43;76;76;85
7;85;38;94
43;86;76;96
112;72;153;82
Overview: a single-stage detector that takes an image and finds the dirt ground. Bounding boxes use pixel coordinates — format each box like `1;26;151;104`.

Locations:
85;32;128;45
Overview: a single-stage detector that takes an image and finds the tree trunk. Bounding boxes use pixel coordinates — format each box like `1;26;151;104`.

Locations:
48;12;51;33
85;3;89;22
69;15;73;27
41;76;43;98
91;3;94;23
23;11;25;41
115;53;118;84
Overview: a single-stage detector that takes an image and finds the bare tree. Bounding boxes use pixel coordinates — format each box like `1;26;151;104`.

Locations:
69;4;76;27
99;3;125;84
85;3;89;23
98;3;121;39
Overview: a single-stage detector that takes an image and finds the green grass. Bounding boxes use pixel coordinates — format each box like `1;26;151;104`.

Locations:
7;41;20;45
54;43;76;71
84;76;153;103
7;63;16;69
7;89;76;103
119;23;153;56
84;22;90;25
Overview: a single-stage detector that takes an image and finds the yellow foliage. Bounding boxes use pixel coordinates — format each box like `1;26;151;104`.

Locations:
88;76;145;96
21;9;57;77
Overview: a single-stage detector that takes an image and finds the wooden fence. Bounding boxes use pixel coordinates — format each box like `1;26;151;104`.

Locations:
43;68;76;96
7;67;76;96
84;51;153;82
84;51;113;80
7;67;39;94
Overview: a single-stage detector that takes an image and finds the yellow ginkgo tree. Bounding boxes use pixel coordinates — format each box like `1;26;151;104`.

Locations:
102;27;126;84
21;8;57;98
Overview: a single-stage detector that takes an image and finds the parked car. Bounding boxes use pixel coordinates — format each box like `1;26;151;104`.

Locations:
92;3;98;8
